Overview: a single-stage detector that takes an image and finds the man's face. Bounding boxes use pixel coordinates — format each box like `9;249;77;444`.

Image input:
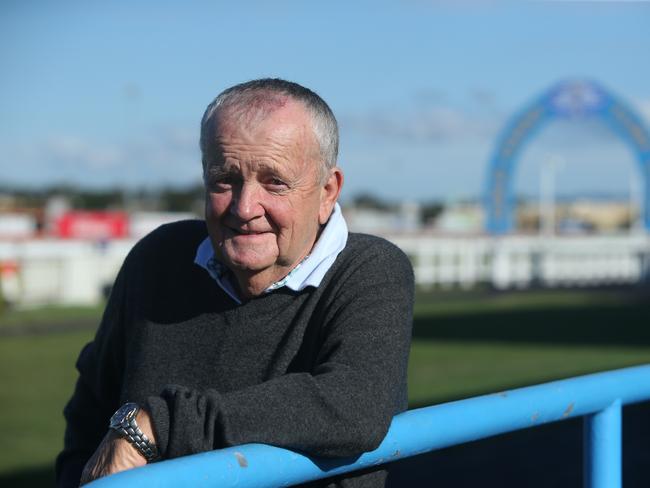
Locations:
203;99;341;293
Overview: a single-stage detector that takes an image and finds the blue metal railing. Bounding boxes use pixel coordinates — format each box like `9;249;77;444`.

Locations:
90;364;650;488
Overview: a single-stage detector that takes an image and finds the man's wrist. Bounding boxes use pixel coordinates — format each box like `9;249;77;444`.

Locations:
109;403;160;462
110;431;149;465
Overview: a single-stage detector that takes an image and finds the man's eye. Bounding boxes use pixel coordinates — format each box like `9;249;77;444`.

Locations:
266;178;288;189
207;176;235;192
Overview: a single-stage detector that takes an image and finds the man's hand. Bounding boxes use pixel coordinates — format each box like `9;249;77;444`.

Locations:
80;409;155;485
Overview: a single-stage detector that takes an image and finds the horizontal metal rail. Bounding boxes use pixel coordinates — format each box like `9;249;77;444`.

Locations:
89;364;650;488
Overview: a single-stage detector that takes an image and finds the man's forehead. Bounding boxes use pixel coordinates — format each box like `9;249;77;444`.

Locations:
211;99;314;147
216;92;299;127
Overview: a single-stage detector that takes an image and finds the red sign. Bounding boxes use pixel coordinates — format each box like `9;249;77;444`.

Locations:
54;212;129;239
0;261;19;276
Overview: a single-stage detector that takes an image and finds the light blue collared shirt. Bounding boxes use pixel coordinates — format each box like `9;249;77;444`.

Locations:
194;203;348;304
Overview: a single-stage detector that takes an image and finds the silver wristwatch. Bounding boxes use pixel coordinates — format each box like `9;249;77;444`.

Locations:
109;402;160;462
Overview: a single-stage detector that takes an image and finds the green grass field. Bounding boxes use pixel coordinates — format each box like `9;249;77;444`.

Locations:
1;289;649;485
408;289;650;404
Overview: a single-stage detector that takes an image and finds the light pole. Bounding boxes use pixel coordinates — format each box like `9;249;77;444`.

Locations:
629;168;643;234
539;155;564;237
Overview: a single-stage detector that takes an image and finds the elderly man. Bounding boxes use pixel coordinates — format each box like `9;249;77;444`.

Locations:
56;79;414;487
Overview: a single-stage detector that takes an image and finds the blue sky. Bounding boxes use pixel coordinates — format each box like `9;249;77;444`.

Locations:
1;1;649;202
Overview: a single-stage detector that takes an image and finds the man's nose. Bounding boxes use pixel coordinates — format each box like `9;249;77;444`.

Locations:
230;183;264;221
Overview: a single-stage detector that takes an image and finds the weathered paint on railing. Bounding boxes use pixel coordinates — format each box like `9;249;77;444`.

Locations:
88;364;650;488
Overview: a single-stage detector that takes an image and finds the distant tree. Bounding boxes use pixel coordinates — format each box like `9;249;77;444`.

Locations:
351;193;391;211
420;202;444;225
0;183;207;214
159;184;204;212
75;188;125;209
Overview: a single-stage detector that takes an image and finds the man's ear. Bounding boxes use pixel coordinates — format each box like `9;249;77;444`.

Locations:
319;167;344;225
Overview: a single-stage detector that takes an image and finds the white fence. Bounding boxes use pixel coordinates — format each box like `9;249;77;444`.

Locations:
388;233;650;290
1;233;649;307
0;239;137;307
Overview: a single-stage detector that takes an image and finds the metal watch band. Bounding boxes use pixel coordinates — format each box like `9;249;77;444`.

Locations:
115;417;160;462
110;403;160;462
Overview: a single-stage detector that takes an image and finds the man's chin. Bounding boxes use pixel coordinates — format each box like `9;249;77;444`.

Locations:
228;261;271;273
221;252;277;274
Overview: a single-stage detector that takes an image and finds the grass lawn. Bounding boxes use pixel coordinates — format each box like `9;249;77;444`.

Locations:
0;304;104;330
0;330;95;472
408;289;650;404
0;289;649;485
408;341;650;405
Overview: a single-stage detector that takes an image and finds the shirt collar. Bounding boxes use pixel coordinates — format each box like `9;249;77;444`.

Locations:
194;202;348;304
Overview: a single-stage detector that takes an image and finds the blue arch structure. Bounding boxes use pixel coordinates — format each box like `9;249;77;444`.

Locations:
484;80;650;234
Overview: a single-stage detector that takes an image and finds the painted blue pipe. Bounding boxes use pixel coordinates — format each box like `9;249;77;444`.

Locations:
88;364;650;488
584;400;622;488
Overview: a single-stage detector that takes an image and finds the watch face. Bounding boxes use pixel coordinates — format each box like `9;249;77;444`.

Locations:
109;402;138;429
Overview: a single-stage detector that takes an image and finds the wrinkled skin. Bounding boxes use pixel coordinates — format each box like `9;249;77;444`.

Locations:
203;98;343;298
80;410;152;485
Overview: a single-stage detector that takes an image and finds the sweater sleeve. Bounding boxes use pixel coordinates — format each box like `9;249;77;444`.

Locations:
145;241;414;460
55;255;131;487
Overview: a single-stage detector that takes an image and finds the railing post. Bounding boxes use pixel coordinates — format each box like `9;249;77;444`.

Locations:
583;400;621;488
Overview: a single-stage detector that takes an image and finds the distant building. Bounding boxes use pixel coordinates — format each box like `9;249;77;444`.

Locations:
517;198;636;234
130;211;198;239
0;213;36;239
342;202;421;234
433;202;483;234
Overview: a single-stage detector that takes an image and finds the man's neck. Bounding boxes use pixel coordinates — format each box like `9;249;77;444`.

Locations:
233;271;276;300
232;253;311;300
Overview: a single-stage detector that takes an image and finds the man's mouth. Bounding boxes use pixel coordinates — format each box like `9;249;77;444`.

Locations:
228;227;270;236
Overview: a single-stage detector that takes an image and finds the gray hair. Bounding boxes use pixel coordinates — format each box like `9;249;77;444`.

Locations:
200;78;339;182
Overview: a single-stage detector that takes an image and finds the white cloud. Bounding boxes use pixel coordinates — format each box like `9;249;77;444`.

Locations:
342;104;500;143
341;87;507;144
1;125;202;188
45;136;122;169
